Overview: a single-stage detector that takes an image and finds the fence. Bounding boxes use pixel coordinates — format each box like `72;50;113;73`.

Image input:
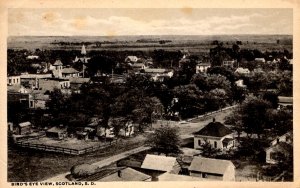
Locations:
187;105;238;122
15;140;116;155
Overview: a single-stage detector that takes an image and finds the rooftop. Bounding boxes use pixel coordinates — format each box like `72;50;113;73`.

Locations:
189;157;234;175
141;154;178;172
62;68;80;74
53;60;63;66
194;121;232;137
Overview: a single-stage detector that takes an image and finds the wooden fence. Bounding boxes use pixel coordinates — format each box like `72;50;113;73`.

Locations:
15;140;116;155
187;105;238;122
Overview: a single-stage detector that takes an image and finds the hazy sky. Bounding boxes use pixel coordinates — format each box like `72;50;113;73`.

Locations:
8;9;293;36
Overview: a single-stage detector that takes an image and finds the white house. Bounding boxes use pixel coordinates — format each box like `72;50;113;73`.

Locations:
255;58;266;63
196;63;211;73
235;67;250;75
125;56;139;63
222;60;235;68
194;120;235;150
188;157;235;181
7;75;21;86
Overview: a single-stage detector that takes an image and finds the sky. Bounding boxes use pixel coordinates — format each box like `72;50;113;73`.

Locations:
8;8;293;36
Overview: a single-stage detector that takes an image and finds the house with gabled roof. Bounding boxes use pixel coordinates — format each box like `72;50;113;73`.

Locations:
188;157;235;181
265;142;292;164
141;154;181;174
61;67;80;78
193;119;235;150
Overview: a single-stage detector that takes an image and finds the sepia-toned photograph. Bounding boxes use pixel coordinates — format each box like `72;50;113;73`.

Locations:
6;7;294;183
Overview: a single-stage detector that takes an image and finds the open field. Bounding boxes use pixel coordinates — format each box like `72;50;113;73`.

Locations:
8;35;292;53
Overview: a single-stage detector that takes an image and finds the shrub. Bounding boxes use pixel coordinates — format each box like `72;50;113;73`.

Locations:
70;164;99;178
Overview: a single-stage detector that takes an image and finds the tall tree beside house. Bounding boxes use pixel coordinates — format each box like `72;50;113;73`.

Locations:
145;125;182;156
234;96;271;138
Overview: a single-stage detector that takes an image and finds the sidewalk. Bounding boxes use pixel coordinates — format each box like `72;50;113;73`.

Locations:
43;146;150;182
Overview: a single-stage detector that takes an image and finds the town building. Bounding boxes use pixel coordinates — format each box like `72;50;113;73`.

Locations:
16;122;32;135
125;56;139;63
46;126;68;140
265;142;292;164
38;78;70;92
278;96;293;109
188;157;235;181
29;93;50;109
98;167;152;182
7;75;21;86
255;58;266;63
222;60;235;68
61;67;80;78
141;154;181;175
196;63;211;73
235;67;250;75
193;120;235;150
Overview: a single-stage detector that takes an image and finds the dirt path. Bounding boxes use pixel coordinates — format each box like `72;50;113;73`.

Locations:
44;146;150;181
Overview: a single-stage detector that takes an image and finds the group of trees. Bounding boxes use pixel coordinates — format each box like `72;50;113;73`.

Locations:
225;95;292;140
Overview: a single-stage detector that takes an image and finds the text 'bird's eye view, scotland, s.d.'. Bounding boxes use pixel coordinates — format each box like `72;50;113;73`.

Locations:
7;8;293;183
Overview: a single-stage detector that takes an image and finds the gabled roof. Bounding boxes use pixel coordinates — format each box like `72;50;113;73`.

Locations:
61;68;79;74
53;60;63;66
19;122;31;127
69;77;90;84
141;154;178;172
188;157;234;175
265;142;293;154
47;126;67;133
278;96;293;104
86;167;151;182
131;63;145;68
194;121;232;137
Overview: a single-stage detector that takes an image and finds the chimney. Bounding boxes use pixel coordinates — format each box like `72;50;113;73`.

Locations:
118;170;122;178
212;118;215;122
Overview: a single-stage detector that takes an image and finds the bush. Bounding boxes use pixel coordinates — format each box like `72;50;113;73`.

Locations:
70;164;99;178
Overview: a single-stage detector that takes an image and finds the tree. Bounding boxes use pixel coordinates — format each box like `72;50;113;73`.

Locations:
173;84;205;119
46;88;69;118
236;96;271;138
198;140;221;158
145;125;182;156
277;70;292;96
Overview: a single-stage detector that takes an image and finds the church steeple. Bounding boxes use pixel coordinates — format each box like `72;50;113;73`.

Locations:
81;44;86;55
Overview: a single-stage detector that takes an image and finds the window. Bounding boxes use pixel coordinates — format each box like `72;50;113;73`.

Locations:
198;139;201;146
30;101;34;108
9;79;11;84
214;141;217;148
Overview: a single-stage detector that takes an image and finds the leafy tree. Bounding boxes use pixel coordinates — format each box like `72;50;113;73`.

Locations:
277;70;292;96
204;88;228;111
46;88;69;118
145;125;181;156
198;140;221;158
235;96;271;138
173;84;204;119
263;91;279;108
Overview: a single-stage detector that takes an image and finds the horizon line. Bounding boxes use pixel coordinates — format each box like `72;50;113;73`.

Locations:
8;34;293;37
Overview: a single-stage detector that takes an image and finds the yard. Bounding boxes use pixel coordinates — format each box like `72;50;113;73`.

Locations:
8;134;147;182
20;137;107;150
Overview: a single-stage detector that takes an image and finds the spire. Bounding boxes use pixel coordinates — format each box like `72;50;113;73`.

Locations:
81;45;86;55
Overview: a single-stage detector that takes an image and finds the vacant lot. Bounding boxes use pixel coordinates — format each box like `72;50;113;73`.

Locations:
21;137;105;150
